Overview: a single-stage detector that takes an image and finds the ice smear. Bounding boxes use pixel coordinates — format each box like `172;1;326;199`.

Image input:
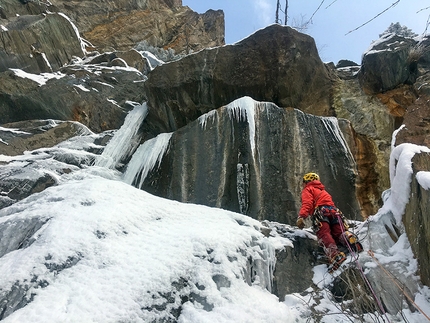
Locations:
94;103;148;169
58;12;87;54
321;117;354;164
123;132;173;188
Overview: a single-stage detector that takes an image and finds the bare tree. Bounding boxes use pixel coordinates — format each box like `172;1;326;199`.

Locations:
284;0;288;25
275;0;281;23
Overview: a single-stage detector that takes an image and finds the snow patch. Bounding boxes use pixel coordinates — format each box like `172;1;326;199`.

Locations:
10;69;65;86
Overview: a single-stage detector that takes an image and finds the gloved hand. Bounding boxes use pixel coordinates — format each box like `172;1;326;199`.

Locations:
296;217;305;229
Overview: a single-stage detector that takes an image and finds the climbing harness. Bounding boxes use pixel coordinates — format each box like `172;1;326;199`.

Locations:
312;206;349;232
368;250;430;321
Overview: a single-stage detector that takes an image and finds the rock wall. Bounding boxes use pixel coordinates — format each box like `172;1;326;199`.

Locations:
143;24;335;135
404;152;430;287
0;0;225;70
134;98;360;225
48;0;224;54
0;64;146;132
0;13;85;73
333;76;394;217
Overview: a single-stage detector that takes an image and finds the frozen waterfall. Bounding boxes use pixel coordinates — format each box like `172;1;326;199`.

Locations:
94;103;148;169
123;132;173;189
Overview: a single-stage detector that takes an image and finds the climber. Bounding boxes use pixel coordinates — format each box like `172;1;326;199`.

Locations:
296;172;357;271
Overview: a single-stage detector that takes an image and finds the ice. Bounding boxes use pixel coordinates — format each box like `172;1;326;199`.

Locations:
123;132;173;188
94;103;148;169
226;96;257;158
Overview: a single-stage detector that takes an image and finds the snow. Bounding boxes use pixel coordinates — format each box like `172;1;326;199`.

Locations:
73;84;91;92
416;171;430;190
1;97;430;322
377;143;430;224
0;127;31;135
0;175;297;323
10;69;65;86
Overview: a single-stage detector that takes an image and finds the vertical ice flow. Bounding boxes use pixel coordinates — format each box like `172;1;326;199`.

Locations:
94;103;148;169
123;132;173;189
226;96;257;158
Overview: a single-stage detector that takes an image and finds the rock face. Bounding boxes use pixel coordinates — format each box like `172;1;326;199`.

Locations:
359;34;417;94
143;24;335;134
333;34;430;217
404;152;430;287
0;120;100;208
82;7;225;54
0;64;146;132
49;0;224;54
0;12;85;74
128;98;360;225
271;231;318;299
0;0;224;72
333;74;395;217
0;120;93;156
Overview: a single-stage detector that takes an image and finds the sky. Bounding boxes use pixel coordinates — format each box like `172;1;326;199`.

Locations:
182;0;430;64
1;100;430;322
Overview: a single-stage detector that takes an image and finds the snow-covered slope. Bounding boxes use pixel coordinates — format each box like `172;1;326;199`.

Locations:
0;174;296;322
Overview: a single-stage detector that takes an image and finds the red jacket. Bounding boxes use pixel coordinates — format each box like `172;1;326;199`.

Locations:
299;180;335;218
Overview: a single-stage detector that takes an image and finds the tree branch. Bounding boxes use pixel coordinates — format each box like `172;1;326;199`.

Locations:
345;0;401;35
307;0;327;25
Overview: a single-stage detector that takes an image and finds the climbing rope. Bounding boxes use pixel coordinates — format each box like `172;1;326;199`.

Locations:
368;250;430;322
337;215;392;322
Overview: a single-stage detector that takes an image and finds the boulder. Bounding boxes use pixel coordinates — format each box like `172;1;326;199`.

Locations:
0;13;85;73
142;24;335;134
272;235;318;299
359;34;417;94
87;49;151;74
414;36;430;96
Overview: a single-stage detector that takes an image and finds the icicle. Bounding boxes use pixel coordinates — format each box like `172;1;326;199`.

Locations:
243;239;276;293
198;110;217;129
226;97;257;158
94;103;148;169
123;132;173;189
